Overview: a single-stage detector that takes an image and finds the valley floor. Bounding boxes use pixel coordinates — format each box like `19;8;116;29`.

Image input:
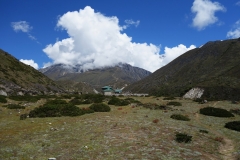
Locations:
0;97;240;160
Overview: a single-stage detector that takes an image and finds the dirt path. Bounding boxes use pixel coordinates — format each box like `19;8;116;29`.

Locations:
219;138;235;160
194;112;235;160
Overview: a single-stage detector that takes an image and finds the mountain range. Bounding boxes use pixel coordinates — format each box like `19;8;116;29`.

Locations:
39;63;151;90
125;38;240;100
1;38;240;100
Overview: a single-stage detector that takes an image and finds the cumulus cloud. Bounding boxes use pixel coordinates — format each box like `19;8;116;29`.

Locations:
191;0;226;30
11;21;40;43
227;20;240;39
43;6;195;72
20;59;39;69
160;44;196;66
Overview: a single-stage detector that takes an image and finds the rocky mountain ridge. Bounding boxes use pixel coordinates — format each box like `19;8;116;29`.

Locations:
0;49;65;96
39;63;151;90
125;38;240;100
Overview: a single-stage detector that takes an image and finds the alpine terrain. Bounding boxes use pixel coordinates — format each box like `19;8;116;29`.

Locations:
125;38;240;100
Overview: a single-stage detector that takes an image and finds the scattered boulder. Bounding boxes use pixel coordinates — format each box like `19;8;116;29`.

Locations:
0;90;7;96
183;88;204;99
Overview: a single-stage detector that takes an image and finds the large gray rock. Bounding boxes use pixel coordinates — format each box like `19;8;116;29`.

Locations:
183;88;204;99
0;90;7;96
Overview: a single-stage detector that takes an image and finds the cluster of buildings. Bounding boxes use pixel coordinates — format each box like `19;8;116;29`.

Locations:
101;86;122;96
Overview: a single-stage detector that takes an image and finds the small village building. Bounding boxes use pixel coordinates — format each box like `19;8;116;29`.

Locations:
114;89;122;94
101;86;115;96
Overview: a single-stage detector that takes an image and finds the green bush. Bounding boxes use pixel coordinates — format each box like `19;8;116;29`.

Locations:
3;104;25;109
175;133;192;143
29;105;61;118
89;103;110;112
8;95;40;102
29;103;84;118
167;101;182;106
108;97;121;105
224;121;240;132
117;100;130;106
81;94;105;103
199;129;209;134
230;109;240;115
170;114;190;121
69;98;83;105
142;103;170;110
60;94;72;99
20;113;28;120
44;99;67;105
61;104;84;116
200;107;234;117
0;95;7;103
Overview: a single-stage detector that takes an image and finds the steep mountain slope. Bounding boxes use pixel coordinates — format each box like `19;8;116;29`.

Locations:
125;38;240;100
55;80;96;94
0;49;64;95
39;63;151;89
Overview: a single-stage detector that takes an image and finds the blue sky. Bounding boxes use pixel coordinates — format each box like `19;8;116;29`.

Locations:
1;0;240;72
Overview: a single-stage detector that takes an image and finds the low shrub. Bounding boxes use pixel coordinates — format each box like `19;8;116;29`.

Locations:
167;101;182;106
80;94;105;103
230;109;240;115
3;104;25;109
108;97;121;105
61;104;84;116
20;113;28;120
214;136;224;142
69;98;83;105
60;94;72;99
175;133;192;143
8;95;40;102
142;103;172;110
0;95;7;103
81;108;95;114
44;99;67;105
152;119;159;123
200;107;234;117
224;121;240;132
156;105;172;110
29;105;61;118
199;129;209;134
29;103;84;118
170;114;190;121
89;103;110;112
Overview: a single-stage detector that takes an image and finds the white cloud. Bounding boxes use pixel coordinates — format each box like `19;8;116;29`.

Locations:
11;21;32;32
236;1;240;6
20;59;39;69
43;62;53;68
123;19;140;29
160;44;196;66
43;6;195;72
11;21;40;43
191;0;226;30
227;20;240;39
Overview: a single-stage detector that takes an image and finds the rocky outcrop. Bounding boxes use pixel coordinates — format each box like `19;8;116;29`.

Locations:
183;88;204;99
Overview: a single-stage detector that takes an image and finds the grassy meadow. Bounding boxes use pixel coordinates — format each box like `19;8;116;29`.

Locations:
0;95;240;160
